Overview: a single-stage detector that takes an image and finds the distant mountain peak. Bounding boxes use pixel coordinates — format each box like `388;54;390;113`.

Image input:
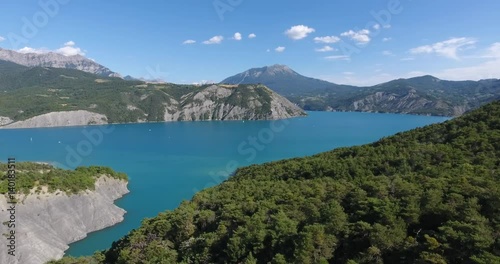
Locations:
0;48;120;78
264;64;296;75
411;75;441;81
221;64;339;95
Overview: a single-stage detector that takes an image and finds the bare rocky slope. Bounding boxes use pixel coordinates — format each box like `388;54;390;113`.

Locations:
1;110;108;129
0;176;129;264
0;48;119;77
162;84;305;122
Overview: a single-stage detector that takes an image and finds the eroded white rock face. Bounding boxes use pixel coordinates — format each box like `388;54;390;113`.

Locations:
0;110;108;129
163;85;305;122
0;116;13;126
0;176;129;264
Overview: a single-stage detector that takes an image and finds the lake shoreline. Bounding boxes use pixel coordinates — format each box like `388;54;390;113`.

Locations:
0;109;454;131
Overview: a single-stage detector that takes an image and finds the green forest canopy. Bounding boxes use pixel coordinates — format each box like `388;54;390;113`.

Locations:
0;163;127;195
54;100;500;263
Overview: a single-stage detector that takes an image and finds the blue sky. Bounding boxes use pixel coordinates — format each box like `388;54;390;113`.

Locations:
0;0;499;86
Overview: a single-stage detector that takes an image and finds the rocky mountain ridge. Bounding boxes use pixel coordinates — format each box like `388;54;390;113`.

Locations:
223;66;500;116
0;62;305;128
221;64;348;96
0;48;119;77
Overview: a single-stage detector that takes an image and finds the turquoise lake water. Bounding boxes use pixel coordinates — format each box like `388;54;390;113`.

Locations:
0;112;449;256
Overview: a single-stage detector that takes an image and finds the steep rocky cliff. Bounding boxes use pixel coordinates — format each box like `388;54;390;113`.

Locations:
0;176;129;264
163;84;305;121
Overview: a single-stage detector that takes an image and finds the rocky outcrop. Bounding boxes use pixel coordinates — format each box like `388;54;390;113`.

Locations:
351;90;436;113
1;110;108;129
0;48;119;77
343;88;463;115
0;176;129;264
163;85;305;121
0;116;13;126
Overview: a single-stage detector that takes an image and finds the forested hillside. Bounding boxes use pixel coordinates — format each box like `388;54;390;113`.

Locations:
52;101;500;263
0;61;304;126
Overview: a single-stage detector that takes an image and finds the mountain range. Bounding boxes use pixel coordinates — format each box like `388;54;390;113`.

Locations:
1;46;500;118
222;65;500;116
0;60;304;128
0;48;120;78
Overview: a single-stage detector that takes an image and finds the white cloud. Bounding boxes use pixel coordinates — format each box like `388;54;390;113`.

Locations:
373;24;381;30
17;41;85;56
341;29;371;44
382;37;392;42
409;37;476;60
433;42;500;80
315;45;335;52
325;55;350;61
382;50;394;56
18;47;49;54
285;25;315;40
401;57;415;61
248;33;257;39
203;35;224;45
183;40;196;44
343;72;355;75
314;36;340;44
233;32;242;41
321;43;500;86
406;71;428;77
488;42;500;57
0;36;5;42
384;25;392;29
192;80;217;85
321;73;394;86
275;46;286;53
56;41;85;56
266;49;271;52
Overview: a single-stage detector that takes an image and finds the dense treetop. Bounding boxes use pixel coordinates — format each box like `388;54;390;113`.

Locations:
53;101;500;263
0;163;127;195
